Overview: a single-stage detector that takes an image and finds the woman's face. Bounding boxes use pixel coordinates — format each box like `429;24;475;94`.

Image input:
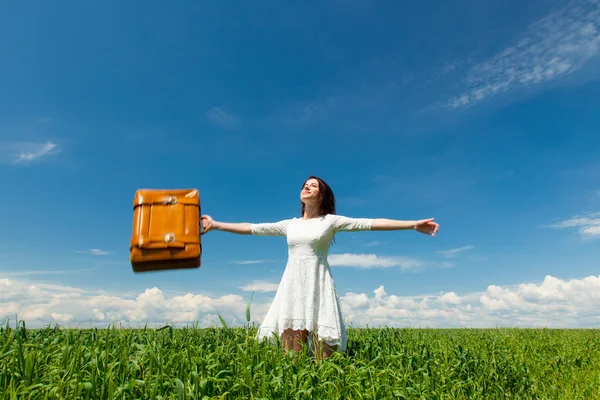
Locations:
300;178;320;204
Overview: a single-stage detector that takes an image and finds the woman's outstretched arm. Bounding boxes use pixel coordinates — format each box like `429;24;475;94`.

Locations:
200;215;291;236
328;215;439;236
371;219;417;230
371;218;439;236
201;215;251;234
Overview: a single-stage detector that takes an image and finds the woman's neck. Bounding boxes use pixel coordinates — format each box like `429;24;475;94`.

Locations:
303;204;320;219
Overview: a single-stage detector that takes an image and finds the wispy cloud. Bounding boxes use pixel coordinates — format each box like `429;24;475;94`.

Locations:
206;107;241;129
239;280;279;292
446;0;600;109
75;249;111;256
295;99;337;124
0;141;61;164
549;212;600;237
0;268;98;277
437;245;474;258
495;170;515;180
328;253;421;270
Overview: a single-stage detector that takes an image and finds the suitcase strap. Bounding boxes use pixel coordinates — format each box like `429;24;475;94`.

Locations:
134;194;199;206
132;234;200;249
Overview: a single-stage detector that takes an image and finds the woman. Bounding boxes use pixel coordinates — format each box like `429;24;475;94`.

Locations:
200;176;439;361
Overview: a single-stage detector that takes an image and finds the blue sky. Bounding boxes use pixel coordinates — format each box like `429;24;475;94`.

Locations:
1;0;599;329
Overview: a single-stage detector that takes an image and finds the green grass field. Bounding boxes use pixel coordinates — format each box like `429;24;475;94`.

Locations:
1;320;599;399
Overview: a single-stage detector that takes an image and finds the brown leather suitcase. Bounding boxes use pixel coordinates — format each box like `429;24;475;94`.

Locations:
129;188;205;272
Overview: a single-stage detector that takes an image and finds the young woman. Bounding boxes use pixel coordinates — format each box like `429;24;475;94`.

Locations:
200;176;439;361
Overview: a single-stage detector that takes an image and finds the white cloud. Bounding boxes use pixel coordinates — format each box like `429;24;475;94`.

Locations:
0;141;61;164
2;274;600;329
0;278;251;328
50;312;74;322
437;245;474;258
446;0;600;109
238;280;279;292
206;107;241;129
342;274;600;328
437;292;462;305
549;212;600;237
343;292;370;309
328;253;421;270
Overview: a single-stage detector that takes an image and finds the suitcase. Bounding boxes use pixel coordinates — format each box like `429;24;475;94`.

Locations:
129;188;206;272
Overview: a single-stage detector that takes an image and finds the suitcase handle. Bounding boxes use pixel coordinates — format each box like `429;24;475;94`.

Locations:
200;218;211;235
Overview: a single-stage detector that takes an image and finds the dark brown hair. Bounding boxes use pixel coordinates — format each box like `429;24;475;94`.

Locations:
300;175;336;217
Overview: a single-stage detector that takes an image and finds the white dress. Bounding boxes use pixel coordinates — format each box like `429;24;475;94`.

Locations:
250;213;373;352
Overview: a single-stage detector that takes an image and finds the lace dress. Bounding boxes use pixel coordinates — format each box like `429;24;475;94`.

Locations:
250;214;373;352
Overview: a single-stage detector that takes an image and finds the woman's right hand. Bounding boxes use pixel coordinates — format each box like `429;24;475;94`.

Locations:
200;215;215;233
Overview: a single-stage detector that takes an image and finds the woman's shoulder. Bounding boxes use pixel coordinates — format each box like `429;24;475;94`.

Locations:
324;213;345;219
323;213;343;223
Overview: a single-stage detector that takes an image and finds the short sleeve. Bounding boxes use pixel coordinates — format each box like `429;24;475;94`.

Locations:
328;214;373;232
250;219;291;236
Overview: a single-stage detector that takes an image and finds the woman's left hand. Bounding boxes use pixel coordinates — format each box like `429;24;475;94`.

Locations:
415;218;439;236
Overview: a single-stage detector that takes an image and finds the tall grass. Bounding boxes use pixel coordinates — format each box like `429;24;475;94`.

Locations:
1;317;599;399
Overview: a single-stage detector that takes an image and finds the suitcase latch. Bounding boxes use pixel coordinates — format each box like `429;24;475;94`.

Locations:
165;196;177;204
164;233;176;242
